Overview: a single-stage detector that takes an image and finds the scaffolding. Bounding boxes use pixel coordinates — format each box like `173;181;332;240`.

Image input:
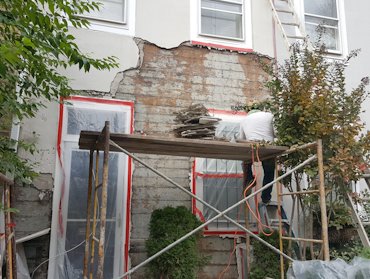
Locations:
0;173;17;279
79;121;330;279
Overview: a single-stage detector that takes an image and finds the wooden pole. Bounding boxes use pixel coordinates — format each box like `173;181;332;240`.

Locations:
83;150;94;278
317;139;330;261
90;151;100;279
96;121;110;279
4;182;16;279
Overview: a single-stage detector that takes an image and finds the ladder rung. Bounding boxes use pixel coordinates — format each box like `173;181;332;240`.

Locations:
362;222;370;226
279;190;320;196
287;35;305;39
275;9;293;14
281;22;299;26
282;236;323;243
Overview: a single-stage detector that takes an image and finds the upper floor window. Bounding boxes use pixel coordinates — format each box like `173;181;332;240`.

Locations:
303;0;341;53
200;0;244;40
85;0;127;24
190;0;252;52
80;0;135;35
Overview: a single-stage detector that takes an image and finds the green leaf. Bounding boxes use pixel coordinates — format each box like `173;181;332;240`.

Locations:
22;37;35;48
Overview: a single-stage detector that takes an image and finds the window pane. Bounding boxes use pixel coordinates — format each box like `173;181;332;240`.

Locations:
85;0;125;22
305;15;338;27
201;9;243;39
305;23;338;50
215;121;240;140
304;0;337;18
67;107;127;135
67;150;120;220
203;177;244;225
202;0;242;13
64;221;116;278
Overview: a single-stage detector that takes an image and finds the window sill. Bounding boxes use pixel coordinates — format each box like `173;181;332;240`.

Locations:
191;40;253;53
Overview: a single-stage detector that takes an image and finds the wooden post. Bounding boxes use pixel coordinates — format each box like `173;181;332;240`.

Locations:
317;139;330;261
90;151;100;279
96;121;110;279
83;150;94;278
4;181;16;279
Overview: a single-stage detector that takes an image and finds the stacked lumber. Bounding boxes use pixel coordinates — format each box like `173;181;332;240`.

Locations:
173;104;221;139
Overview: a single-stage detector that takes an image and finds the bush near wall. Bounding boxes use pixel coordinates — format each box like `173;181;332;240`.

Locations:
146;206;208;279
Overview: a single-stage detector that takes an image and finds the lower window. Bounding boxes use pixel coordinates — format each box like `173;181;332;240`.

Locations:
48;96;133;279
192;110;258;234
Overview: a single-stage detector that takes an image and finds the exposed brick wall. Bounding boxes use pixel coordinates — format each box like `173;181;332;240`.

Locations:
115;42;271;278
13;174;53;279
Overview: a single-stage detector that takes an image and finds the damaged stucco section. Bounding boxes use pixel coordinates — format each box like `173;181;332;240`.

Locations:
113;41;270;278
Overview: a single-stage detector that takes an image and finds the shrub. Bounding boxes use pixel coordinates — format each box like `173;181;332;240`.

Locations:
146;206;207;279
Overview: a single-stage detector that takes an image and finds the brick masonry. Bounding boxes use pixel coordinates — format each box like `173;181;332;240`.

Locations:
13;174;53;278
115;41;271;278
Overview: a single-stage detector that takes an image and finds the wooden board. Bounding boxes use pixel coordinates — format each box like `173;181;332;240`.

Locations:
79;131;288;162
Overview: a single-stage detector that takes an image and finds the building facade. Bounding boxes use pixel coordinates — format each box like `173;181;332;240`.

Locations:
13;0;370;278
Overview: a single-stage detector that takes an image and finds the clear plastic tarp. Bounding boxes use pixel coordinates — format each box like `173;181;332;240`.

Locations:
193;114;262;232
49;100;132;279
287;257;370;279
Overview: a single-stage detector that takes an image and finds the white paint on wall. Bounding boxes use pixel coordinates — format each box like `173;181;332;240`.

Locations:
343;0;370;131
251;0;274;57
18;101;59;174
136;0;190;49
59;28;139;92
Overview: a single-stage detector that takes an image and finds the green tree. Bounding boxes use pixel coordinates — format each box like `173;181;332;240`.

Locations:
0;0;118;181
265;40;369;230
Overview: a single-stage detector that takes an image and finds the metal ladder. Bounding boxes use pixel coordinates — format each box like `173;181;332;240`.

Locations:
268;0;307;49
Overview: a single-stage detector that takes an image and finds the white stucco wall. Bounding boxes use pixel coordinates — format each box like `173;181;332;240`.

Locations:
251;0;274;57
18;102;59;174
343;1;370;131
59;28;139;92
136;0;190;49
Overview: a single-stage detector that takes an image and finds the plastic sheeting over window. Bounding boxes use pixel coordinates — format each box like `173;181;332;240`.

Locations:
193;112;259;233
49;98;132;279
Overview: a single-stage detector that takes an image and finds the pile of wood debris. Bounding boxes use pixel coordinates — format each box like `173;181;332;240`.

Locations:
173;104;221;139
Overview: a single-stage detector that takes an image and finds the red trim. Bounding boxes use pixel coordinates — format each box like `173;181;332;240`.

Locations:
191;160;197;215
191;41;253;53
64;95;135;108
208;108;247;116
57;100;65;236
195;172;243;179
124;157;132;273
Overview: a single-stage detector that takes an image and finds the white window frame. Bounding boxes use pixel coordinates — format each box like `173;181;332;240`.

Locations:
48;96;134;279
200;0;245;41
192;109;259;235
190;0;253;51
299;0;347;57
82;0;135;36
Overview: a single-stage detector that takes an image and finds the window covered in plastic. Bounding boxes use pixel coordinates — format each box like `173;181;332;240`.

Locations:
193;113;258;232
